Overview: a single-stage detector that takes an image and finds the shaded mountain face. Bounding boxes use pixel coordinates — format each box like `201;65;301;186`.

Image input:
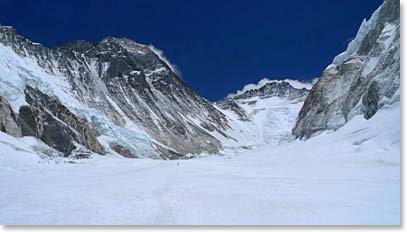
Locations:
217;79;310;147
0;26;232;159
292;0;400;139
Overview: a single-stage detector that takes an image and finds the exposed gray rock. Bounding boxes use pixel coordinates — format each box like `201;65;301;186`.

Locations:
0;96;21;137
293;0;400;139
19;86;105;156
110;143;137;158
153;143;187;160
362;81;380;119
216;99;250;122
68;147;93;159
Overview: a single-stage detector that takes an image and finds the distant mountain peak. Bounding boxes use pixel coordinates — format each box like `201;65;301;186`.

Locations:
226;78;313;99
224;78;312;102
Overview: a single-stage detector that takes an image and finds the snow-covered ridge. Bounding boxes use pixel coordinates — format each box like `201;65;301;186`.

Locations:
227;78;313;98
332;4;382;65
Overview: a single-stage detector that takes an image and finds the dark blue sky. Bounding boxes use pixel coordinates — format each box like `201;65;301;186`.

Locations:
0;0;382;101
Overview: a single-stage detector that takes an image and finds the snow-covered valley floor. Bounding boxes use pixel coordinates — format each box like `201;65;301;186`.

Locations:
0;103;400;225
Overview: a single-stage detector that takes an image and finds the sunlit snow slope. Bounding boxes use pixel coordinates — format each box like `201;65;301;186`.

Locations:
0;101;399;225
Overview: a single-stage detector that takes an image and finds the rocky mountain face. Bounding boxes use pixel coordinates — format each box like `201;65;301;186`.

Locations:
19;86;106;157
0;26;234;159
0;96;20;137
218;79;311;147
293;0;400;139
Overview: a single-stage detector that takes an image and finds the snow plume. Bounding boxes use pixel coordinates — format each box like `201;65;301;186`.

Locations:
227;78;313;98
148;45;182;77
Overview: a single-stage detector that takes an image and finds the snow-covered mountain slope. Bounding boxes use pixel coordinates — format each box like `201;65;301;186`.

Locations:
217;79;311;147
0;26;262;159
0;100;399;225
293;0;400;139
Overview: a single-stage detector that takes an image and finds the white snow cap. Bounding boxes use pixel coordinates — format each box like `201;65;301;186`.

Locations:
148;45;181;77
227;78;314;98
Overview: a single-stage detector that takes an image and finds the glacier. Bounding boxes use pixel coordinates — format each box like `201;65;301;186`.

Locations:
0;100;399;225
